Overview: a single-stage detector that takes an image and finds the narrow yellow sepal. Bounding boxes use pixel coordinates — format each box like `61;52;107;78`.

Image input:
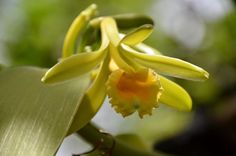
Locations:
159;76;192;111
42;16;110;84
121;45;209;81
41;51;106;84
132;42;162;55
120;24;153;45
68;55;110;134
101;17;135;73
62;4;97;58
102;17;121;46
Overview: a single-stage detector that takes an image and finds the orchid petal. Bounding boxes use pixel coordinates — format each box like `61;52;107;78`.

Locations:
68;55;110;134
62;4;97;58
102;17;121;46
159;76;192;111
119;33;161;55
41;51;106;84
120;24;153;45
102;17;134;72
132;43;162;55
42;20;109;84
121;45;209;81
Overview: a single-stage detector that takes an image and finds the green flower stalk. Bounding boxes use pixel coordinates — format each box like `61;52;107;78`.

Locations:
41;4;209;131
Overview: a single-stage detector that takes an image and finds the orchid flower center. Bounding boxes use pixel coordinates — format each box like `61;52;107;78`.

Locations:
106;68;163;118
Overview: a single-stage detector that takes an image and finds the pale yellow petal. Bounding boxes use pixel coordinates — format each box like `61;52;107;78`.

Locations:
121;45;209;81
62;4;97;58
68;55;110;134
159;76;192;111
120;24;153;45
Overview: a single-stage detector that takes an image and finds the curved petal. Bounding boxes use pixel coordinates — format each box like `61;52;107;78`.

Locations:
42;20;109;84
119;33;161;55
159;76;192;111
121;45;209;81
120;24;153;45
132;43;162;55
101;17;134;72
41;51;106;84
67;55;110;134
102;17;121;46
62;4;97;58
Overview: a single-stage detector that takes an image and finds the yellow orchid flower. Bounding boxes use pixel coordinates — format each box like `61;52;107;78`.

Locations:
41;4;209;132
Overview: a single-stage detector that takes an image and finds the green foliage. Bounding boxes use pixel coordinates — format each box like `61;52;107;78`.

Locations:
0;67;90;156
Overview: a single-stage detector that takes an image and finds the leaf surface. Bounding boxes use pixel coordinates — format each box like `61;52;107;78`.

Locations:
0;67;90;156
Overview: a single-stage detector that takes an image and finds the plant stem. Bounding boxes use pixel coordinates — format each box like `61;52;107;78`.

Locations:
76;123;165;156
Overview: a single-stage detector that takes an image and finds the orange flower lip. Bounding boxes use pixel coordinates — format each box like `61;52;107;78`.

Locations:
117;70;157;101
107;68;163;118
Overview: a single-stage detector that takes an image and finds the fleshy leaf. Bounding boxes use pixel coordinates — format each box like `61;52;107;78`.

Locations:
159;76;192;111
62;4;97;58
121;45;209;81
68;56;110;134
0;67;90;156
121;24;153;45
41;51;106;84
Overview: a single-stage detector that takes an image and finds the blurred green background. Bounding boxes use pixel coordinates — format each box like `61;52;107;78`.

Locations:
1;0;236;156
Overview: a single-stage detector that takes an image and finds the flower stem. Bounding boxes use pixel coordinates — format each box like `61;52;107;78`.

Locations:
76;123;164;156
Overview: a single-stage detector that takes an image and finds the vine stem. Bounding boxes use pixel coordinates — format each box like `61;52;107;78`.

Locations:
76;123;163;156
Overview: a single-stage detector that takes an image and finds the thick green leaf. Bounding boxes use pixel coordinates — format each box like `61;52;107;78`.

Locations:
159;76;192;111
121;24;153;45
68;56;110;134
0;67;90;156
121;44;209;81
